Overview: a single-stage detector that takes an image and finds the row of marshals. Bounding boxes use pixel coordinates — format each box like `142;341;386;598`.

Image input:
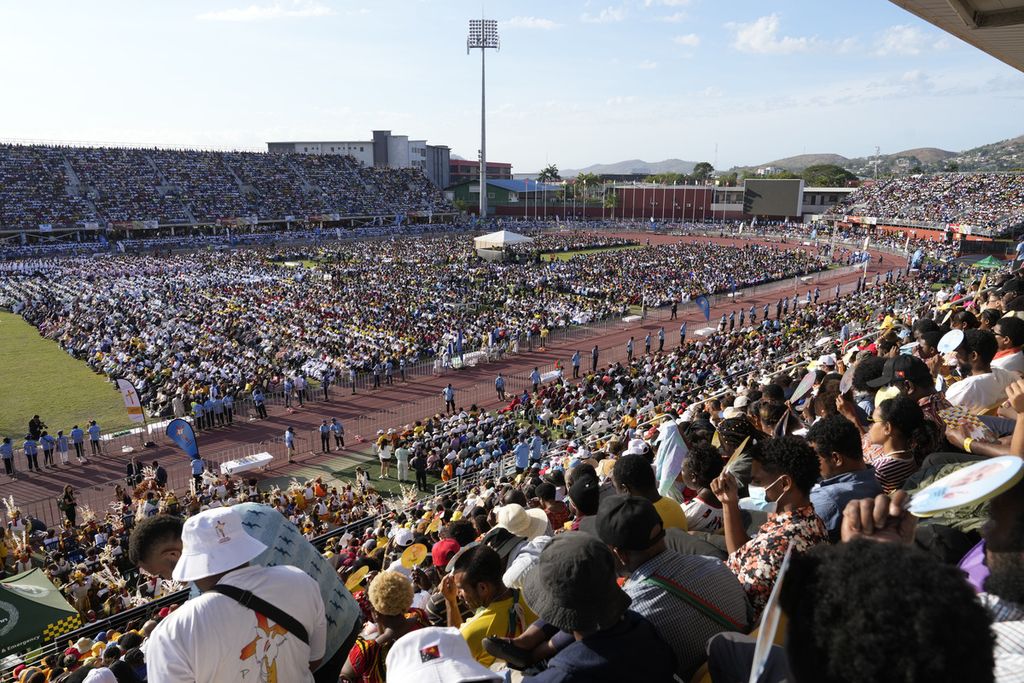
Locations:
132;505;362;683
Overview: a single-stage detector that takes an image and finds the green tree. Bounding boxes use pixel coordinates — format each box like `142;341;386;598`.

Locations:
945;161;960;172
603;187;620;218
716;172;739;187
452;198;469;213
692;162;715;180
801;164;858;187
645;172;689;185
537;164;561;182
574;172;601;201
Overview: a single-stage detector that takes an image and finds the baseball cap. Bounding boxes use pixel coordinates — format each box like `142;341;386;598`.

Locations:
392;528;415;547
568;474;599;506
171;507;268;582
386;627;501;682
431;538;460;568
83;668;118;683
866;355;932;389
595;494;665;551
999;278;1024;296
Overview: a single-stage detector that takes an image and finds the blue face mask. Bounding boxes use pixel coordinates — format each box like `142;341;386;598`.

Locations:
754;475;788;513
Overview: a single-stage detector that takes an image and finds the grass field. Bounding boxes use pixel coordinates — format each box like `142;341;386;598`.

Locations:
0;312;130;438
540;244;645;261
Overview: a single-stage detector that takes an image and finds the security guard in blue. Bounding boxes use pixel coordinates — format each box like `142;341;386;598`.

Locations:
571;350;581;379
679;321;687;347
70;425;86;462
319;420;331;453
1;437;14;477
23;434;39;472
495;373;506;401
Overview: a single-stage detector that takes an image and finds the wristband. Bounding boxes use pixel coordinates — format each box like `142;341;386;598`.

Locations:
963;437;974;454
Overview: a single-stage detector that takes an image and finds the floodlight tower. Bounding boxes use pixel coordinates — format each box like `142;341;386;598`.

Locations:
467;18;499;219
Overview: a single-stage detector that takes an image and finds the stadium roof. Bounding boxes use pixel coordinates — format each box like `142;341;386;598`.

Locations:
484;179;563;193
890;0;1024;73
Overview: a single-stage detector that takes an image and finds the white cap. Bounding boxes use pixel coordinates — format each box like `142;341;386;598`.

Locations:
386;627;501;683
172;507;268;582
392;528;415;547
625;438;648;455
494;504;549;540
83;668;118;683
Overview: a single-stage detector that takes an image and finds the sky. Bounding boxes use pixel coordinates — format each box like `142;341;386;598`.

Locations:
1;0;1023;172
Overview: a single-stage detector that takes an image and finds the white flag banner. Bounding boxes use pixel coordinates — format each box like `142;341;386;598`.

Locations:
116;379;146;424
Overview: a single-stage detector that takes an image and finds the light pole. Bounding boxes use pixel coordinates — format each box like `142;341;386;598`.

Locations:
467;19;499;220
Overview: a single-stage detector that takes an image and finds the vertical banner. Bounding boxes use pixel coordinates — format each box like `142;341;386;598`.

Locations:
695;295;711;322
115;379;145;424
166;418;200;460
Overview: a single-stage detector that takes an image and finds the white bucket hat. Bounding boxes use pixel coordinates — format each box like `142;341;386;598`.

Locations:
172;507;268;582
386;627;501;683
494;504;549;540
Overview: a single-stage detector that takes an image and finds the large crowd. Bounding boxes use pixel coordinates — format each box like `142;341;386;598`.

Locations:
0;144;451;231
3;234;1023;682
0;236;826;420
826;173;1024;233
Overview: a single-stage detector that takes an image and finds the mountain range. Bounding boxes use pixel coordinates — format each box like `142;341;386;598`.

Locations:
557;133;1023;178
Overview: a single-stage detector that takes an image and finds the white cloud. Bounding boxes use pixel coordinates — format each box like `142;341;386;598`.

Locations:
582;6;627;24
502;16;560;31
644;0;691;6
606;95;637;106
728;14;815;55
872;24;952;56
660;12;688;23
673;33;701;48
638;60;658;70
197;1;334;22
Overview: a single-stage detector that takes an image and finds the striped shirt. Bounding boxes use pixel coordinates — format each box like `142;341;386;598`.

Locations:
872;454;918;493
626;549;750;681
981;593;1024;683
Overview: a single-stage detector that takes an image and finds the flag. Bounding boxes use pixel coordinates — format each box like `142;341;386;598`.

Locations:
696;295;711;321
166;418;200;460
116;379;145;424
729;277;737;296
810;228;817;239
654;419;689;497
910;248;923;268
456;330;464;355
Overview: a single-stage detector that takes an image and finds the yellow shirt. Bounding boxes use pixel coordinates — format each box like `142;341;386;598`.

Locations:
460;593;538;666
653;495;689;531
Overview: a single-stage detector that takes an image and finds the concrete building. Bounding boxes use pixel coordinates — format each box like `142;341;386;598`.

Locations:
449;159;513;185
267;130;451;188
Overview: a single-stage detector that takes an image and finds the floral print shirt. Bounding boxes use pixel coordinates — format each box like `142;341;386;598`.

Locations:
726;504;828;619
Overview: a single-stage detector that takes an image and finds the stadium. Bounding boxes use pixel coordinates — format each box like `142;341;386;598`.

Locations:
1;2;1023;682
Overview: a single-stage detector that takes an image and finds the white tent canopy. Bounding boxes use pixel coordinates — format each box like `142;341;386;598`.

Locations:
473;230;534;250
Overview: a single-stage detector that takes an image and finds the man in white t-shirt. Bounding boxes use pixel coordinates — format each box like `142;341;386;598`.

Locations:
946;328;1020;414
145;507;327;683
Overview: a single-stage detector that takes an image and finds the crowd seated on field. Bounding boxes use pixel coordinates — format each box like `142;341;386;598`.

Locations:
0;236;828;416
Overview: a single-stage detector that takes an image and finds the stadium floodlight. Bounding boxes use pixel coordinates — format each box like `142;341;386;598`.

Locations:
467;19;499;219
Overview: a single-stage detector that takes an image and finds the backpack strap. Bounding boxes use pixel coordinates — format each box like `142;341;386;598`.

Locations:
642;574;746;632
209;584;310;645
